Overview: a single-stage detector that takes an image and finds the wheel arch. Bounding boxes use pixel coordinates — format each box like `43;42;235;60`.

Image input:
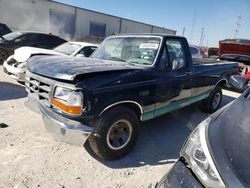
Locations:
99;101;143;120
214;78;227;88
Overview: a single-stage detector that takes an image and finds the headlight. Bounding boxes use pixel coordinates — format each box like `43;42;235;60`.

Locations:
52;86;84;115
17;62;26;68
180;118;225;188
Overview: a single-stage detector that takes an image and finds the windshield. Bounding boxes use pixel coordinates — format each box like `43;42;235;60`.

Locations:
92;36;161;65
2;32;23;41
54;42;81;55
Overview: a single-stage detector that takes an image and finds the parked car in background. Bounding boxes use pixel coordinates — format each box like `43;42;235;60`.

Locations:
0;23;11;37
208;47;219;59
189;45;206;59
155;75;250;188
3;42;98;82
25;34;238;160
0;31;66;64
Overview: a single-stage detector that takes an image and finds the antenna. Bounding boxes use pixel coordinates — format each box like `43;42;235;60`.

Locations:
234;16;242;39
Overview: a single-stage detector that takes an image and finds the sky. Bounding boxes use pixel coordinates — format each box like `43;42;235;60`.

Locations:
54;0;250;47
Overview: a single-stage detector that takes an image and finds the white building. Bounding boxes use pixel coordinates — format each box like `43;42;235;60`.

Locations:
0;0;176;42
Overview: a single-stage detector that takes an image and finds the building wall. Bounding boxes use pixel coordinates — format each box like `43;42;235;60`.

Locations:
0;0;176;41
153;26;169;34
76;8;121;40
120;19;152;33
0;0;75;33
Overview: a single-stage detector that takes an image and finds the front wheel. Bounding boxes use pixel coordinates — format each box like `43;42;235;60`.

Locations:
201;86;222;113
88;106;139;160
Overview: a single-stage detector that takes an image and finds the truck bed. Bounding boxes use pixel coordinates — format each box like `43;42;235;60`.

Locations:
193;59;238;81
193;58;237;65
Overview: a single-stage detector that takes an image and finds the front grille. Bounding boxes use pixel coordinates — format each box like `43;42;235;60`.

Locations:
25;74;52;107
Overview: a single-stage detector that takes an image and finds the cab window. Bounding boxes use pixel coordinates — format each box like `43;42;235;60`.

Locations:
166;39;187;69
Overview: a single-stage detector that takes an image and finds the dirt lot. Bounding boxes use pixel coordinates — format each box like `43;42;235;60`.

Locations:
0;65;240;188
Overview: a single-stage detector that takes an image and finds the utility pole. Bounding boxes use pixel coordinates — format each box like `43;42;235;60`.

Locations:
201;34;205;46
190;10;197;43
199;27;204;46
182;27;186;36
206;40;209;47
234;16;242;39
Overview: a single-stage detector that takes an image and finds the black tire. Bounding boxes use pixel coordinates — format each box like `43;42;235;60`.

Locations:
17;80;25;85
0;49;8;64
202;86;222;113
88;106;139;160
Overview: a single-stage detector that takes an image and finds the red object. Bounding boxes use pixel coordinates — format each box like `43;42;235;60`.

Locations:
239;63;250;79
243;73;250;79
219;39;250;57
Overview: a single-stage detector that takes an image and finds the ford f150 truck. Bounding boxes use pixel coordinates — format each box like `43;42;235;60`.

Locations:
25;34;238;160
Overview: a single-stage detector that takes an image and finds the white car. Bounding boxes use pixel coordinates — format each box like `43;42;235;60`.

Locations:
3;42;98;82
189;45;206;59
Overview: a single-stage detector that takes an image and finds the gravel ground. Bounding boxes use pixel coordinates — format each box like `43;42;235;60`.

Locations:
0;65;241;188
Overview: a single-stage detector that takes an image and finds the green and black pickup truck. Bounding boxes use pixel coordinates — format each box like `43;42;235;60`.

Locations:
25;34;238;160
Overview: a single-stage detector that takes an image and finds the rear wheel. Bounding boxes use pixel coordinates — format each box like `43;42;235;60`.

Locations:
88;106;139;160
0;49;8;64
201;86;222;113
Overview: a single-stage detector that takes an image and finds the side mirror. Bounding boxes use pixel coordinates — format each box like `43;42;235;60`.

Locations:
76;54;85;58
229;75;249;92
172;58;185;70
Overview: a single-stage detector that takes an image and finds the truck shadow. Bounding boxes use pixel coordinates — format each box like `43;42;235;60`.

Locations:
0;81;27;101
85;95;236;168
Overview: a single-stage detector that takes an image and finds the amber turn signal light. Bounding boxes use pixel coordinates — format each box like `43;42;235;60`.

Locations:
52;98;82;115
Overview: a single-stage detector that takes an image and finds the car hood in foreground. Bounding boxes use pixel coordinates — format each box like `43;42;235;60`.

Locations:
208;89;250;188
13;47;64;63
27;55;142;81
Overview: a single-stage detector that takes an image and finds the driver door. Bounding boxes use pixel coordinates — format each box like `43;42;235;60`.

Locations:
155;38;193;117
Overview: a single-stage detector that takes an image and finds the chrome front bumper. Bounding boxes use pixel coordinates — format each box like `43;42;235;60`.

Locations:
26;96;94;146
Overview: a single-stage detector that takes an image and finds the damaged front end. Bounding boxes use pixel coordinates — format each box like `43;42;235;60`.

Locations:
3;55;26;82
25;71;94;146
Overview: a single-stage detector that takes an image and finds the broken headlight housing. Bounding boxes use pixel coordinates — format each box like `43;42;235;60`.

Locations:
17;62;26;68
52;86;84;116
180;118;225;188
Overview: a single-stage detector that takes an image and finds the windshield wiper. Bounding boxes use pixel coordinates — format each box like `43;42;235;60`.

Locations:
109;57;135;66
109;56;128;62
130;61;152;65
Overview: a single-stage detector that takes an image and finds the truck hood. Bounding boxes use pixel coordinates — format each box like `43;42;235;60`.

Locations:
13;47;64;63
27;55;142;81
